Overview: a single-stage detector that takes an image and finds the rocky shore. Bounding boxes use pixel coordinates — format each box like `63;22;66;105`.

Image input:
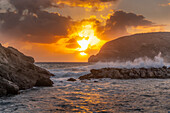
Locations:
0;44;54;96
79;66;170;80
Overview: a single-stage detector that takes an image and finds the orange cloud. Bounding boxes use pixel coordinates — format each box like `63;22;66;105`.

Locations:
127;25;165;34
55;0;118;11
160;2;170;7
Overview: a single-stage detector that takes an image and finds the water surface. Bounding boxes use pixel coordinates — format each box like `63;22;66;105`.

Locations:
0;62;169;113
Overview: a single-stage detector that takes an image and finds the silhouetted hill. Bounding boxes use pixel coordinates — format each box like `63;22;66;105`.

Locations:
89;32;170;62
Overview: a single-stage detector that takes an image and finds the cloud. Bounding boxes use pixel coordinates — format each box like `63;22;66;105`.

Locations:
65;38;80;49
65;18;105;50
0;0;71;43
64;11;162;50
9;0;55;13
102;10;156;39
160;2;170;7
0;0;164;52
55;0;119;11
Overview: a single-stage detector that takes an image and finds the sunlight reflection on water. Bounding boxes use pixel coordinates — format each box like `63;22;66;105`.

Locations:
0;79;170;113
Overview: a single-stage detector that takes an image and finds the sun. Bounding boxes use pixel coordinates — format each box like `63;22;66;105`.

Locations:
77;24;100;50
76;24;102;55
77;38;89;51
80;52;87;56
68;21;106;56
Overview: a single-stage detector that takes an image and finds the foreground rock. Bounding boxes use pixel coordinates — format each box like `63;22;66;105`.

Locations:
89;32;170;62
0;44;54;96
79;67;170;80
67;78;77;82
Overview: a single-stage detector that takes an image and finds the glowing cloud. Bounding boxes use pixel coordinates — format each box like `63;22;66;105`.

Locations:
160;2;170;7
77;24;100;51
68;20;106;55
55;0;118;11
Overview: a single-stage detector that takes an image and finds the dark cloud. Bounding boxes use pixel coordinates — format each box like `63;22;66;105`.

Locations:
9;0;54;13
0;0;71;43
103;11;154;39
0;0;157;45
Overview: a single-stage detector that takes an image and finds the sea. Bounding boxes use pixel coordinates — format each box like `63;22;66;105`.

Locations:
0;61;170;113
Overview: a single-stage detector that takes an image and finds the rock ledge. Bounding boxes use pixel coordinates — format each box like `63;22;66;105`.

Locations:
79;66;170;80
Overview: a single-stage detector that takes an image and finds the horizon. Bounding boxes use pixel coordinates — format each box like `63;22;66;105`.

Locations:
0;0;170;62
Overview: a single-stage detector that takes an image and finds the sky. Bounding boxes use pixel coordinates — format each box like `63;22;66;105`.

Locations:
0;0;170;62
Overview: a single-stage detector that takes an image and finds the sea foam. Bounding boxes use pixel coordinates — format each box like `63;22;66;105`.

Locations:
89;53;170;69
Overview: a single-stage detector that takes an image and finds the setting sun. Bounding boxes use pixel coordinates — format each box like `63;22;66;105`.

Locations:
80;52;87;56
77;24;100;51
68;22;105;56
77;38;89;51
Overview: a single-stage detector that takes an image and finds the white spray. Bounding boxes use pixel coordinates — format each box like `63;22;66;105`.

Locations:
89;53;170;69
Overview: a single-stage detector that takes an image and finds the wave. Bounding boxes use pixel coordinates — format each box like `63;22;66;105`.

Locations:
49;66;90;79
47;53;170;79
89;53;170;69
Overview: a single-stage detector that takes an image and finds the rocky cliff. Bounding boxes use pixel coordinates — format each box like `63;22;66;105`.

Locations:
89;32;170;62
0;44;54;96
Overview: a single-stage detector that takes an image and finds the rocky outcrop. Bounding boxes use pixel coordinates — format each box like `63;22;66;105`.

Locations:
0;44;54;96
89;32;170;62
79;66;170;80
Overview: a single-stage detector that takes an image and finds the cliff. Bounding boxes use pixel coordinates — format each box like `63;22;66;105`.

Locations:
89;32;170;62
0;44;54;96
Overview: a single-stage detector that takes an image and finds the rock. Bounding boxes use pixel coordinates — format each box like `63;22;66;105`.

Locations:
0;44;54;97
147;71;155;78
81;80;87;83
67;78;77;82
88;32;170;62
112;70;123;79
128;72;136;78
79;67;170;80
79;74;93;80
167;74;170;77
140;70;146;78
35;77;54;87
0;76;19;95
0;88;7;97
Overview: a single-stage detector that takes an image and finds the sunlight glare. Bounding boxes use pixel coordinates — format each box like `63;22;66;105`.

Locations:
80;52;87;56
77;24;100;51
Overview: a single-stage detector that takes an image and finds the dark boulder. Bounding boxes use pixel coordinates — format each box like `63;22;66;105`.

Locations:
67;78;77;81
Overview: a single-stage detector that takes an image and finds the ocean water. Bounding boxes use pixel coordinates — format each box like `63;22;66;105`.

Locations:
0;62;170;113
